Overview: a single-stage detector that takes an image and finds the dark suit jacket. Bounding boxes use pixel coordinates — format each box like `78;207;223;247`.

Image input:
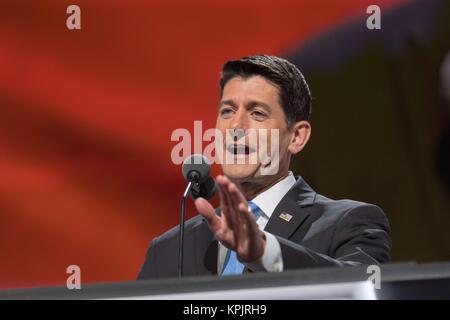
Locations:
137;177;391;279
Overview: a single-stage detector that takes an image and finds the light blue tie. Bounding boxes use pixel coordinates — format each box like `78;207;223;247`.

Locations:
221;201;263;276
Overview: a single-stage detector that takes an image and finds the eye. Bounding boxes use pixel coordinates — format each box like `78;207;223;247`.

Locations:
220;108;234;117
251;110;267;119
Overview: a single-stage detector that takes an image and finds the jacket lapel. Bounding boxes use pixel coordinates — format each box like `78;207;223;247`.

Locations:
198;209;221;275
201;177;316;275
264;176;316;240
202;237;218;275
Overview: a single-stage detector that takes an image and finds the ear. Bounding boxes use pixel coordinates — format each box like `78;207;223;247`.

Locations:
287;121;311;155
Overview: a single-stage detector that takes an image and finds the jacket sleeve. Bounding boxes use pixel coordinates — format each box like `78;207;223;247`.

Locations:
276;204;391;269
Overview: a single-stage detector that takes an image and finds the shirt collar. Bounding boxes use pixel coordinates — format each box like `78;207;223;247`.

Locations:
250;171;296;219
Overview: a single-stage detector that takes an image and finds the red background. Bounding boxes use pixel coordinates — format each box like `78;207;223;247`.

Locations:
0;0;408;288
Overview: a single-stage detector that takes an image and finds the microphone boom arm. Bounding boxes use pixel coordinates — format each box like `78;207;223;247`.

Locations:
178;181;193;278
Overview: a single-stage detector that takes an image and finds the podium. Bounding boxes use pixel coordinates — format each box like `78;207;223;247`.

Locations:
1;262;450;299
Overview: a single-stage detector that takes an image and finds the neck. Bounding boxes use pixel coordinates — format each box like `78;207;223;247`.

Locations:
237;171;289;200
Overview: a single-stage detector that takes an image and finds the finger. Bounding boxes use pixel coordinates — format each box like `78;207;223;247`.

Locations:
227;179;248;205
221;177;244;242
238;202;259;238
217;176;235;231
229;182;261;256
236;202;264;262
224;176;249;225
195;197;221;233
221;176;241;226
216;175;229;213
228;182;248;217
226;181;246;232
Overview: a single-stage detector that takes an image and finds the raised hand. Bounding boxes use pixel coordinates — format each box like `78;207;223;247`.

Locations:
194;175;266;262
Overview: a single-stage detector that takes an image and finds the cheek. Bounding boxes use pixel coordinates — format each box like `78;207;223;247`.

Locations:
214;123;226;140
216;115;229;128
216;118;232;136
265;129;290;152
215;119;223;131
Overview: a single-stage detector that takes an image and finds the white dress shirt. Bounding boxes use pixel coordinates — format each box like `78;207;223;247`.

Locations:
218;171;297;274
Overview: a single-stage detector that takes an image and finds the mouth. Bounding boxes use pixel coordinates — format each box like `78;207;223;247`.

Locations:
226;144;256;156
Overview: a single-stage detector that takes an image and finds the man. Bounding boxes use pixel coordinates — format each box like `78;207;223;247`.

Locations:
137;55;391;279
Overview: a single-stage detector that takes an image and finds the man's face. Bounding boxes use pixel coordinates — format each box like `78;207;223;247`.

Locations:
216;75;293;183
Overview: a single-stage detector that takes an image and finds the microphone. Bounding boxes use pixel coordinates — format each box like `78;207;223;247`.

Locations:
190;176;217;200
182;154;217;200
178;154;216;278
182;154;211;184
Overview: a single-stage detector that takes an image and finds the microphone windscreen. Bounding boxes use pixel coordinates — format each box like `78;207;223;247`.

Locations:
182;154;211;183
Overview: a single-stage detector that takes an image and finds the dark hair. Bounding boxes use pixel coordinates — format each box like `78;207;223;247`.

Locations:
219;55;312;127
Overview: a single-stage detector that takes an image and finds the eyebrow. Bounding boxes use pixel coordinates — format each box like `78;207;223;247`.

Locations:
219;99;237;109
219;99;272;114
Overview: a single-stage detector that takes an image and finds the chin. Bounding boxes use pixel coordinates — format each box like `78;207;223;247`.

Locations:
221;163;260;182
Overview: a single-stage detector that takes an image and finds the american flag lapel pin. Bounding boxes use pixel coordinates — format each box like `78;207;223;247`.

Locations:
279;212;293;222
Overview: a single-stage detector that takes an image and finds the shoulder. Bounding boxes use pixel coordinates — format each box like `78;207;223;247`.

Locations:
152;214;207;245
312;193;388;224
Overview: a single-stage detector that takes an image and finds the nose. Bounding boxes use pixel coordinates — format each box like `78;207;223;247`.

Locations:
229;109;249;141
230;108;249;131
